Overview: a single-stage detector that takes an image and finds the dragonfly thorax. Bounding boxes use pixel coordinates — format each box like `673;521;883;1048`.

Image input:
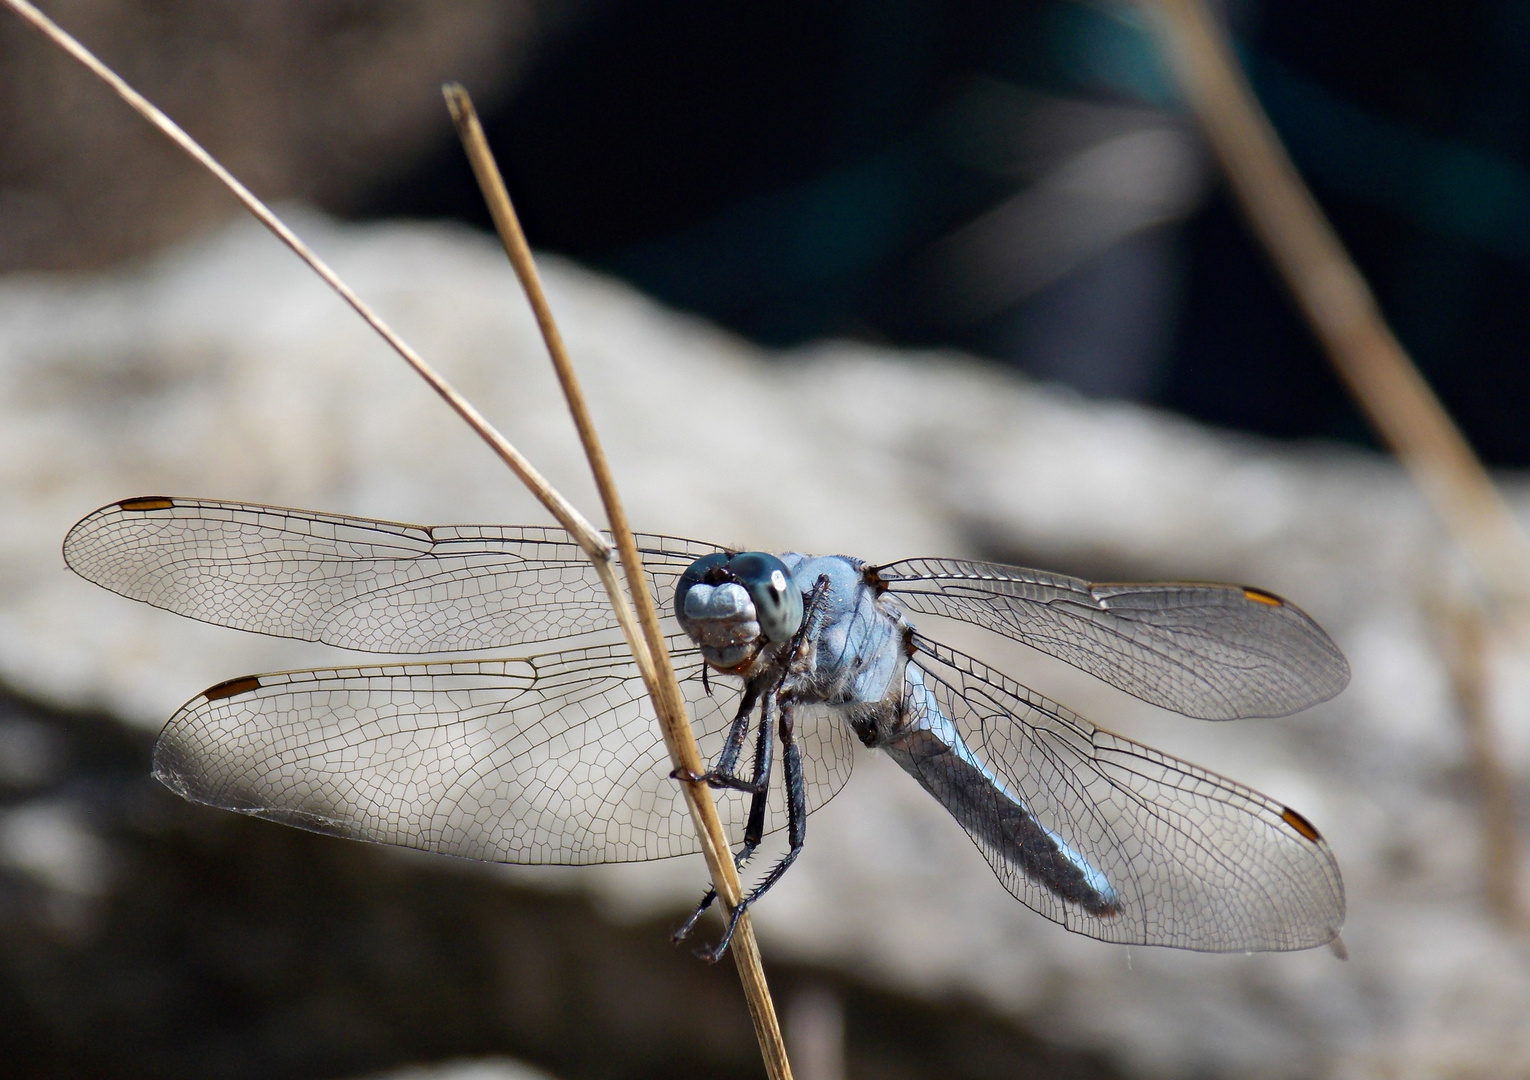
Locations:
675;551;805;674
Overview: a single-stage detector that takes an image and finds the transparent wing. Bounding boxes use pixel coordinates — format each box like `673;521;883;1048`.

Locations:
901;632;1344;951
874;558;1349;719
153;637;858;864
64;497;720;652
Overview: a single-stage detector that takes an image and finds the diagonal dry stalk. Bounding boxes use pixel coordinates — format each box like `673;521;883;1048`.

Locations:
2;0;792;1073
1139;0;1529;927
441;84;791;1073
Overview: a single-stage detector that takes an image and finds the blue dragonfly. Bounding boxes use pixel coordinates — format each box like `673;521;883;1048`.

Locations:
65;496;1348;958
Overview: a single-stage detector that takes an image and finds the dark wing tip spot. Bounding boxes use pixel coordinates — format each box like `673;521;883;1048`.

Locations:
1281;806;1323;843
1243;587;1284;607
204;675;261;701
118;497;176;512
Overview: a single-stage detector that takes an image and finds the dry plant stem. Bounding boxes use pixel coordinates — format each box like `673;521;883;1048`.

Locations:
1439;596;1525;927
440;88;694;776
442;85;793;1080
1140;0;1530;614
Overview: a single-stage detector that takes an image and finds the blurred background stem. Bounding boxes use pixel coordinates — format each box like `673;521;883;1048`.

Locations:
1139;0;1528;927
1438;589;1525;929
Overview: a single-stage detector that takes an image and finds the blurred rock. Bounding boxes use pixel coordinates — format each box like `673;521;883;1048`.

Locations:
3;211;1529;1079
353;1061;562;1080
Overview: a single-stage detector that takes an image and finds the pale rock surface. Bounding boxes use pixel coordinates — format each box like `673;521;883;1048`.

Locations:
2;211;1528;1079
351;1058;561;1080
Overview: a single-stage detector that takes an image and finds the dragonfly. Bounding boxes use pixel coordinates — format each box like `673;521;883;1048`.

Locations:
64;496;1349;958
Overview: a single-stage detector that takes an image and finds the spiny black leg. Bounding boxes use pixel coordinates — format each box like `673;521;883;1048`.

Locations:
678;575;831;957
741;694;775;850
676;573;830;795
738;571;829;803
719;691;776;864
710;682;762;789
673;694;775;945
669;684;767;794
672;887;717;944
696;700;808;963
779;575;833;687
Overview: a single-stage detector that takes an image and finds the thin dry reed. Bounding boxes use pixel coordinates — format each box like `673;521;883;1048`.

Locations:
442;84;792;1074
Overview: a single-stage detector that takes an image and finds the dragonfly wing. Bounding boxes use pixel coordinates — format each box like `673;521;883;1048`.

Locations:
154;637;856;864
898;632;1344;951
64;497;719;652
875;558;1348;719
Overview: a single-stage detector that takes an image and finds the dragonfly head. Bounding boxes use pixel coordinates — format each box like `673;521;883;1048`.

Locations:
676;552;804;672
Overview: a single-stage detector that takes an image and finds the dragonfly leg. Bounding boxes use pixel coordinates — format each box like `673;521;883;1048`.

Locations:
673;573;830;795
672;887;719;944
715;685;776;797
675;575;830;956
776;573;833;688
694;699;807;963
702;571;826;797
669;684;768;793
672;694;778;946
735;695;777;858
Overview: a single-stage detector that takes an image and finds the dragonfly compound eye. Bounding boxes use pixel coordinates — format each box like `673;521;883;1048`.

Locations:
727;552;804;643
674;551;731;623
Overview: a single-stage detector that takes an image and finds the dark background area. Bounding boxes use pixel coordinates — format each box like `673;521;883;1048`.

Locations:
348;0;1530;466
6;0;1525;460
